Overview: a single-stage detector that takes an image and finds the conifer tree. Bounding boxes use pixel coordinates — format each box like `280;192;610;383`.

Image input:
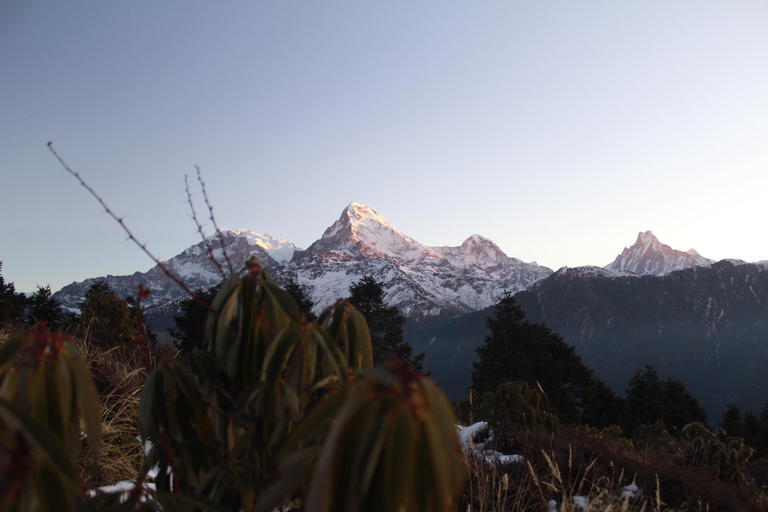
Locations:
284;278;316;321
624;364;706;435
0;261;28;326
472;292;602;423
170;284;220;352
80;281;139;344
348;275;424;371
25;285;72;330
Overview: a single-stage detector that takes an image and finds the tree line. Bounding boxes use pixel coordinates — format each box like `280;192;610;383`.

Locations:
471;291;768;455
5;261;766;454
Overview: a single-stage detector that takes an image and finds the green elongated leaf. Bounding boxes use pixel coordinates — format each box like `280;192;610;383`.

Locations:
253;447;318;512
278;387;349;459
318;300;345;340
356;414;392;500
310;375;340;394
304;385;371;512
139;370;159;440
233;380;263;413
310;328;345;381
413;422;437;511
37;465;75;512
346;308;373;368
160;370;181;437
11;363;33;410
422;378;465;492
377;410;416;512
204;273;240;353
55;357;74;436
422;411;454;509
0;399;79;488
172;362;203;419
261;274;301;323
232;274;259;384
31;363;49;426
43;366;65;442
282;382;301;423
65;343;102;466
215;287;240;358
357;366;400;388
0;334;27;374
261;328;300;420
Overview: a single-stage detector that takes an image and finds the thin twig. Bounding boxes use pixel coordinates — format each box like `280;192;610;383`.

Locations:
127;285;152;372
185;174;227;280
47;142;216;314
195;165;235;275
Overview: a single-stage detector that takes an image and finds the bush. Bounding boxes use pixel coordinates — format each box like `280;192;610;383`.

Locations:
1;260;466;511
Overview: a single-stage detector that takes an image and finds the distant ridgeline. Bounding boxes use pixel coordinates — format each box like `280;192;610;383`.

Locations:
408;260;768;423
51;201;768;423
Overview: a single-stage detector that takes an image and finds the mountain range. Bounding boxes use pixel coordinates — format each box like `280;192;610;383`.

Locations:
55;202;554;318
52;202;768;422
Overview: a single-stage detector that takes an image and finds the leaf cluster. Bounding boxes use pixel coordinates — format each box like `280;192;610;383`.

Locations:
0;326;101;512
139;261;464;511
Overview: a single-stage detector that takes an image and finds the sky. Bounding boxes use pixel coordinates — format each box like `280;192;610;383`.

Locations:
2;1;767;293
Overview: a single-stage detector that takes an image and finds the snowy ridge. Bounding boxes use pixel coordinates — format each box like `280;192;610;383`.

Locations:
53;202;552;317
57;206;738;322
233;230;299;264
309;203;432;262
53;230;303;311
556;266;638;280
605;230;714;276
286;203;553;317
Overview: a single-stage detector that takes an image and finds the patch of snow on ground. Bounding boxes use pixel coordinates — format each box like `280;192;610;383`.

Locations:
457;422;524;465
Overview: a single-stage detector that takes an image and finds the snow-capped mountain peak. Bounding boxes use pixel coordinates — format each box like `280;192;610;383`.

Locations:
311;202;426;262
232;230;300;264
605;230;714;276
53;202;553;318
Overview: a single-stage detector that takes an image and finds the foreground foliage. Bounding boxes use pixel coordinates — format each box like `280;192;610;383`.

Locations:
457;385;768;512
0;260;465;511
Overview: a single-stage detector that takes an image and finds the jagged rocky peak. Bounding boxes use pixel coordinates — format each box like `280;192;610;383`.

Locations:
431;234;511;269
231;230;300;264
605;230;714;276
309;202;427;262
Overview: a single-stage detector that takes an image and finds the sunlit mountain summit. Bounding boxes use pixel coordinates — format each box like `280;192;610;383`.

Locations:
54;202;552;317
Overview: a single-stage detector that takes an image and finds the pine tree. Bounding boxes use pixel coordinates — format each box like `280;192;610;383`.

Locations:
624;364;706;436
169;284;220;353
347;275;424;371
472;292;602;423
284;278;316;321
25;285;72;330
0;261;28;326
720;403;744;438
624;365;663;435
80;281;139;345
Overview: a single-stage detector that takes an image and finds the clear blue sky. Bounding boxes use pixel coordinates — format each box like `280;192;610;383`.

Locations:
2;1;767;293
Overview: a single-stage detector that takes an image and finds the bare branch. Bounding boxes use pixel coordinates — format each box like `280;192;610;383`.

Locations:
185;174;227;280
195;165;235;275
48;142;216;314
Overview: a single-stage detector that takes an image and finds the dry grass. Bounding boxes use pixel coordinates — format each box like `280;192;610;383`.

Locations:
461;447;649;512
75;334;161;489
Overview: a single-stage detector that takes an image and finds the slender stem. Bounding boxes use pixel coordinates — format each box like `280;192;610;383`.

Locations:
196;165;235;275
48;142;216;314
185;174;227;280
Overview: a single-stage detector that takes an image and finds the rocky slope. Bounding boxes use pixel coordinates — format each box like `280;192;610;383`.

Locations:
514;259;768;421
54;230;298;311
605;230;714;276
